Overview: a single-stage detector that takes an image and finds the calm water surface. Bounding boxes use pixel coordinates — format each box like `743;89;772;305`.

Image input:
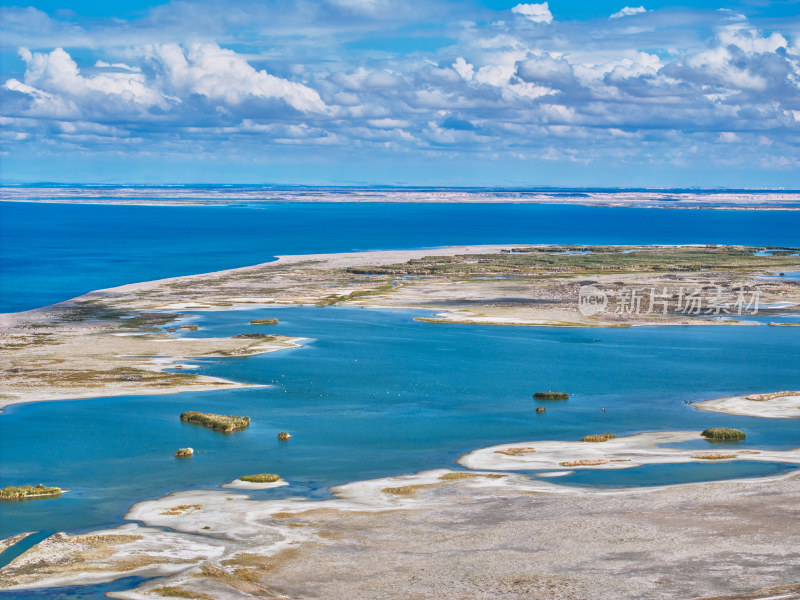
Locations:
2;306;799;544
3;201;800;312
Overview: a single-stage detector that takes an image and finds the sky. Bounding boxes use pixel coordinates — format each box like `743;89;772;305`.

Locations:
0;0;799;186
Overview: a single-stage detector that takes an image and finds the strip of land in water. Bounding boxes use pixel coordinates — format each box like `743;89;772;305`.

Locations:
1;244;799;409
3;187;800;210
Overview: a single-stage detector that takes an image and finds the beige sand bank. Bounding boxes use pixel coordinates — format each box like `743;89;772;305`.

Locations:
458;431;800;471
2;466;800;599
693;391;800;419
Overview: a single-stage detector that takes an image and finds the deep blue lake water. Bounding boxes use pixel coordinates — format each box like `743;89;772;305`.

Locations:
2;201;799;313
0;199;799;598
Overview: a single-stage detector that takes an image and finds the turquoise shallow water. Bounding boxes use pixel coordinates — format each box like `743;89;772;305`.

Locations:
1;306;799;548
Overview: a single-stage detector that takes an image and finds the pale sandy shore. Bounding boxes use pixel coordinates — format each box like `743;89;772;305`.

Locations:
2;244;799;410
2;462;800;599
0;532;34;554
3;187;800;210
693;392;800;419
2;245;800;598
221;478;289;490
459;431;800;471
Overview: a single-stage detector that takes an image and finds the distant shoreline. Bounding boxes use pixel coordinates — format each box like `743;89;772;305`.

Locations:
2;187;800;210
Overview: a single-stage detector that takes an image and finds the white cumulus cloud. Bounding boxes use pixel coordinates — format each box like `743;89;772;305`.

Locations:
148;43;327;113
610;6;647;19
511;3;553;24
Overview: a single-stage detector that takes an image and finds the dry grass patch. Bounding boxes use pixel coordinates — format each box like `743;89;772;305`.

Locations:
69;534;142;546
746;390;799;401
494;446;536;456
270;512;297;519
581;433;617;443
381;483;438;496
691;453;738;460
560;459;611;467
151;586;214;599
160;504;202;515
438;472;505;481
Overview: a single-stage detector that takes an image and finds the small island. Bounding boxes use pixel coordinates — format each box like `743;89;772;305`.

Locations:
174;448;194;458
240;474;281;483
533;392;569;400
250;318;279;325
0;484;62;500
701;428;746;441
180;411;250;433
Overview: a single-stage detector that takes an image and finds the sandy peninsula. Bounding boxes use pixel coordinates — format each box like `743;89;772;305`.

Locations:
459;431;800;471
693;391;800;419
2;244;798;410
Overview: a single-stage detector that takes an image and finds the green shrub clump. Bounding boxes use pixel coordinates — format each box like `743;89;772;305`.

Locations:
239;474;281;483
180;411;250;433
701;428;746;441
533;392;569;400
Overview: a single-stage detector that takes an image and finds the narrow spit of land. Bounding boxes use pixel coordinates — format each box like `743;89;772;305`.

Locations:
1;244;798;409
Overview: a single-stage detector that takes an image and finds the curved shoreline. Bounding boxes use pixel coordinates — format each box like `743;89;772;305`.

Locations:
3;459;800;596
2;244;799;411
458;431;800;471
692;392;800;419
2;245;800;597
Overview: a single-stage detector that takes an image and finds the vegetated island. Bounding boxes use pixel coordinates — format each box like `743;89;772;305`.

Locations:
534;392;569;400
180;412;250;433
174;448;194;458
0;484;62;501
701;428;746;441
250;318;279;325
239;474;280;483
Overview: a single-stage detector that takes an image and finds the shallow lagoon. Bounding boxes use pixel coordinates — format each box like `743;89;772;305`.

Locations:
2;306;799;549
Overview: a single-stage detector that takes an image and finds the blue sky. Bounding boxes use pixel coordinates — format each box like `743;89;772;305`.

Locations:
1;0;799;186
